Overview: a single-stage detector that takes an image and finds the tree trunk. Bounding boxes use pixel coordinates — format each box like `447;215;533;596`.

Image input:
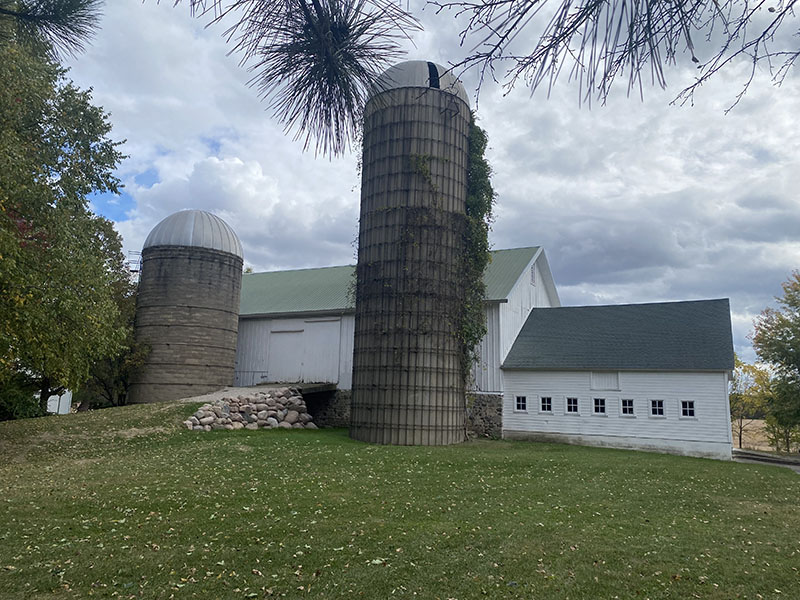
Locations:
737;417;743;448
38;377;51;414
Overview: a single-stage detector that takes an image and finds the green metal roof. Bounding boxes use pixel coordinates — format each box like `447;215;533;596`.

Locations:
240;247;541;317
503;299;735;371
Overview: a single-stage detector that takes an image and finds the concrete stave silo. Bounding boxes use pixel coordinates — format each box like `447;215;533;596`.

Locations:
350;61;471;445
128;210;244;404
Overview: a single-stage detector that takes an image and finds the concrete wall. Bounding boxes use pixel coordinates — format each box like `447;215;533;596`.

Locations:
129;246;243;403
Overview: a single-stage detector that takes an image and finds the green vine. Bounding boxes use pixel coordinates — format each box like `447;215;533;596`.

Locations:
459;113;496;383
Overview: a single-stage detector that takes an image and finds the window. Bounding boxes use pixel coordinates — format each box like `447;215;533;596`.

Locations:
591;371;620;391
540;396;552;412
621;399;635;416
530;264;537;286
515;396;527;412
593;398;606;414
566;397;579;414
650;399;665;417
681;400;696;418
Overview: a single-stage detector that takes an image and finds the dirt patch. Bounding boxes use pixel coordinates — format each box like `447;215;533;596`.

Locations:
114;426;172;439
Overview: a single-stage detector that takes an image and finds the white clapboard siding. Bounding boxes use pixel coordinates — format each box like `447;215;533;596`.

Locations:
234;319;272;386
472;256;557;394
498;258;557;362
471;304;502;393
503;370;732;459
338;315;355;389
302;318;342;383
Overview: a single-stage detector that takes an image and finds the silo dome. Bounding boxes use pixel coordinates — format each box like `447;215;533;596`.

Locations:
129;209;244;404
144;209;243;258
373;60;470;106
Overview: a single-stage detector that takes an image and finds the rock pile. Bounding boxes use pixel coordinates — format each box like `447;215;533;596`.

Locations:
182;387;318;432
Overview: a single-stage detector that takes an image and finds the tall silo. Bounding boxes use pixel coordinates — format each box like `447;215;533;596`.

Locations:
128;210;244;404
350;60;471;445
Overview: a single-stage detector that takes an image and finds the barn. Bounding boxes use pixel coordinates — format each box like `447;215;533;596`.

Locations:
234;246;559;389
233;248;735;459
501;299;735;459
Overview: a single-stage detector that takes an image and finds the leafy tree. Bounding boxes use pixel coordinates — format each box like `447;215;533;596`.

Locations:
764;375;800;453
753;272;800;451
729;355;769;449
75;268;149;410
0;40;127;414
753;271;800;379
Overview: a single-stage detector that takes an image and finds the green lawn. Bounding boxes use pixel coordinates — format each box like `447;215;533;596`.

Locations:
0;403;798;599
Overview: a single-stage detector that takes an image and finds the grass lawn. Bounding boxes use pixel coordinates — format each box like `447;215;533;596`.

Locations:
0;403;798;599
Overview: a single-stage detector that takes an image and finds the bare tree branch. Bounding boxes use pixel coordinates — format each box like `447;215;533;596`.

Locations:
431;0;799;105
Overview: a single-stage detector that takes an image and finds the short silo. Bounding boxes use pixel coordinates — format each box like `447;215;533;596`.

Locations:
128;210;244;404
350;61;471;445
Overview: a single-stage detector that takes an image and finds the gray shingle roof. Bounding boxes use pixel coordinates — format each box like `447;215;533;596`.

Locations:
240;247;547;316
503;299;734;371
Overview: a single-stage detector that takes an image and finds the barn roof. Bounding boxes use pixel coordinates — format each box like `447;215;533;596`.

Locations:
502;298;734;372
240;246;553;317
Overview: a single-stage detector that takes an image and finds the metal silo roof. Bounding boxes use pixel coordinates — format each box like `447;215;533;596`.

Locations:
143;210;244;258
373;60;469;106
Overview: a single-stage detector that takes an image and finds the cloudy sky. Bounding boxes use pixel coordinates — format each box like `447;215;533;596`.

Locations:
64;2;800;362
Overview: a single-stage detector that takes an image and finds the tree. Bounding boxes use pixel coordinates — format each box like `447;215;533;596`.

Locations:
0;39;127;414
181;0;418;156
729;355;769;449
0;0;102;57
177;0;800;156
753;271;800;379
75;266;149;410
764;375;800;453
431;0;800;106
753;272;800;451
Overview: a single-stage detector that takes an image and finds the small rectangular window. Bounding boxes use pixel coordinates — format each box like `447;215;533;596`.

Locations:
621;399;634;416
515;396;527;412
681;400;695;417
530;264;537;285
566;397;579;414
540;396;552;412
650;399;665;417
593;398;606;414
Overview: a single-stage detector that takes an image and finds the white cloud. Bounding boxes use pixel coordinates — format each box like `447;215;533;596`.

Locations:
65;1;800;359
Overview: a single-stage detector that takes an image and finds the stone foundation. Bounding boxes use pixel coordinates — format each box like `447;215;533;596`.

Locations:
305;390;351;428
301;389;502;438
466;393;502;439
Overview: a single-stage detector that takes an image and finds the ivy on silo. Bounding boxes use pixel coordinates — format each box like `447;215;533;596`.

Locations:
459;113;496;381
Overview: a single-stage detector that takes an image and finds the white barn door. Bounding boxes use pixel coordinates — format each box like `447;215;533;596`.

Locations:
268;330;304;382
302;319;341;383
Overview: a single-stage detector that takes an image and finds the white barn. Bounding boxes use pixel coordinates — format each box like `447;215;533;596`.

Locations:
501;299;735;459
234;247;558;390
234;249;735;459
